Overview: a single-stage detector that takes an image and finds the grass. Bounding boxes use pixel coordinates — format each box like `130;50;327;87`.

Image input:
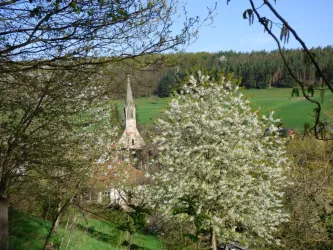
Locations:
9;209;50;250
110;97;170;125
9;209;165;250
242;88;332;131
113;88;332;132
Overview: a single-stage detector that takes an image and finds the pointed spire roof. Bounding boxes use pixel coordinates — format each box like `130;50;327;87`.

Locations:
126;74;134;105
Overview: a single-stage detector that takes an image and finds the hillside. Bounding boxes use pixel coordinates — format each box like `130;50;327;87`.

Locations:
9;209;164;250
103;47;333;99
112;88;333;132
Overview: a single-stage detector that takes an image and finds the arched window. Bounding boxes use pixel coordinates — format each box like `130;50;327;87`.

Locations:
127;108;133;119
132;139;135;145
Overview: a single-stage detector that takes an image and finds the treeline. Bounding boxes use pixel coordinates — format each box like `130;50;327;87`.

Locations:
155;46;333;97
218;47;333;89
100;46;333;99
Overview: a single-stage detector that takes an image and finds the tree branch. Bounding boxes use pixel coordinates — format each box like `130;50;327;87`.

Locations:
263;0;333;93
249;0;330;140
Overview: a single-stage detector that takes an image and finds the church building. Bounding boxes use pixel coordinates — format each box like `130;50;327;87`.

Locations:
118;75;145;149
96;76;146;205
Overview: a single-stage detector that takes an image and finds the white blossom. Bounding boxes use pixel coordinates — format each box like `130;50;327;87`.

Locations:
147;74;290;246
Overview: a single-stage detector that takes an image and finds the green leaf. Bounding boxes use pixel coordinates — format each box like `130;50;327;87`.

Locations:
243;10;247;19
137;214;147;227
243;9;254;25
247;9;253;24
280;25;290;44
307;86;314;97
69;1;76;8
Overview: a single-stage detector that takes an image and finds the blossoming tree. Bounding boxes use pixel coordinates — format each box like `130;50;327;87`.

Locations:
149;73;290;248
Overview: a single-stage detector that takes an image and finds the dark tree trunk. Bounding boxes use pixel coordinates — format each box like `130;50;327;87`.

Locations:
0;197;8;250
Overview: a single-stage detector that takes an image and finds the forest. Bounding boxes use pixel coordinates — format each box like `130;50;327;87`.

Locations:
155;46;333;97
103;47;333;99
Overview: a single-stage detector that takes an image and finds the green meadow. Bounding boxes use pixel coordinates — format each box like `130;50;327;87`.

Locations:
243;88;332;131
112;88;332;132
111;96;171;125
9;209;164;250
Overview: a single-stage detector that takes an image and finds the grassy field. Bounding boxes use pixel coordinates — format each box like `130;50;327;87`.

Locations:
111;96;170;125
242;88;332;131
112;88;332;132
9;209;164;250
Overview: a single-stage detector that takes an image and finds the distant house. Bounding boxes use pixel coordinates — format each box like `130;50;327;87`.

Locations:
265;127;295;139
278;128;295;139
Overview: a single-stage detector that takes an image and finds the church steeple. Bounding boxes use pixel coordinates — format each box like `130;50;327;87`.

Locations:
124;75;136;127
118;75;145;149
126;75;134;105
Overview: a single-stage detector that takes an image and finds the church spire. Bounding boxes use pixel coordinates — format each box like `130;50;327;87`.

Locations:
126;74;134;105
118;74;145;149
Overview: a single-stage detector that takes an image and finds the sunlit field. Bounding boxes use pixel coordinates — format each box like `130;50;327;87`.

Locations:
112;88;333;132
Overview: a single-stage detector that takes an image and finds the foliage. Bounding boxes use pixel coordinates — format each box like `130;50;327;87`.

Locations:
90;47;333;100
118;204;151;250
216;47;333;89
276;139;333;249
147;72;290;247
156;69;179;98
110;103;122;134
172;195;211;248
0;67;119;248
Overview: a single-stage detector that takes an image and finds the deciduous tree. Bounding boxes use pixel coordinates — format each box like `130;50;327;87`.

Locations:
0;0;212;71
148;73;289;248
0;67;115;249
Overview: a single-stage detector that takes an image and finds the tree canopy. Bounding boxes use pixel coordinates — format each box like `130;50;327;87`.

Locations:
148;72;290;247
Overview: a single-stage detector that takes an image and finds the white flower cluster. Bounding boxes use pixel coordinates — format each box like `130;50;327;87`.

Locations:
148;73;289;245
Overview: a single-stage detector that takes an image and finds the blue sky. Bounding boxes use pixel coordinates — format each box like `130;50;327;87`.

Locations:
181;0;333;52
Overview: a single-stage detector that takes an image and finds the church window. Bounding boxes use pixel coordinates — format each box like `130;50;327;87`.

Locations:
132;139;135;145
127;108;134;119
